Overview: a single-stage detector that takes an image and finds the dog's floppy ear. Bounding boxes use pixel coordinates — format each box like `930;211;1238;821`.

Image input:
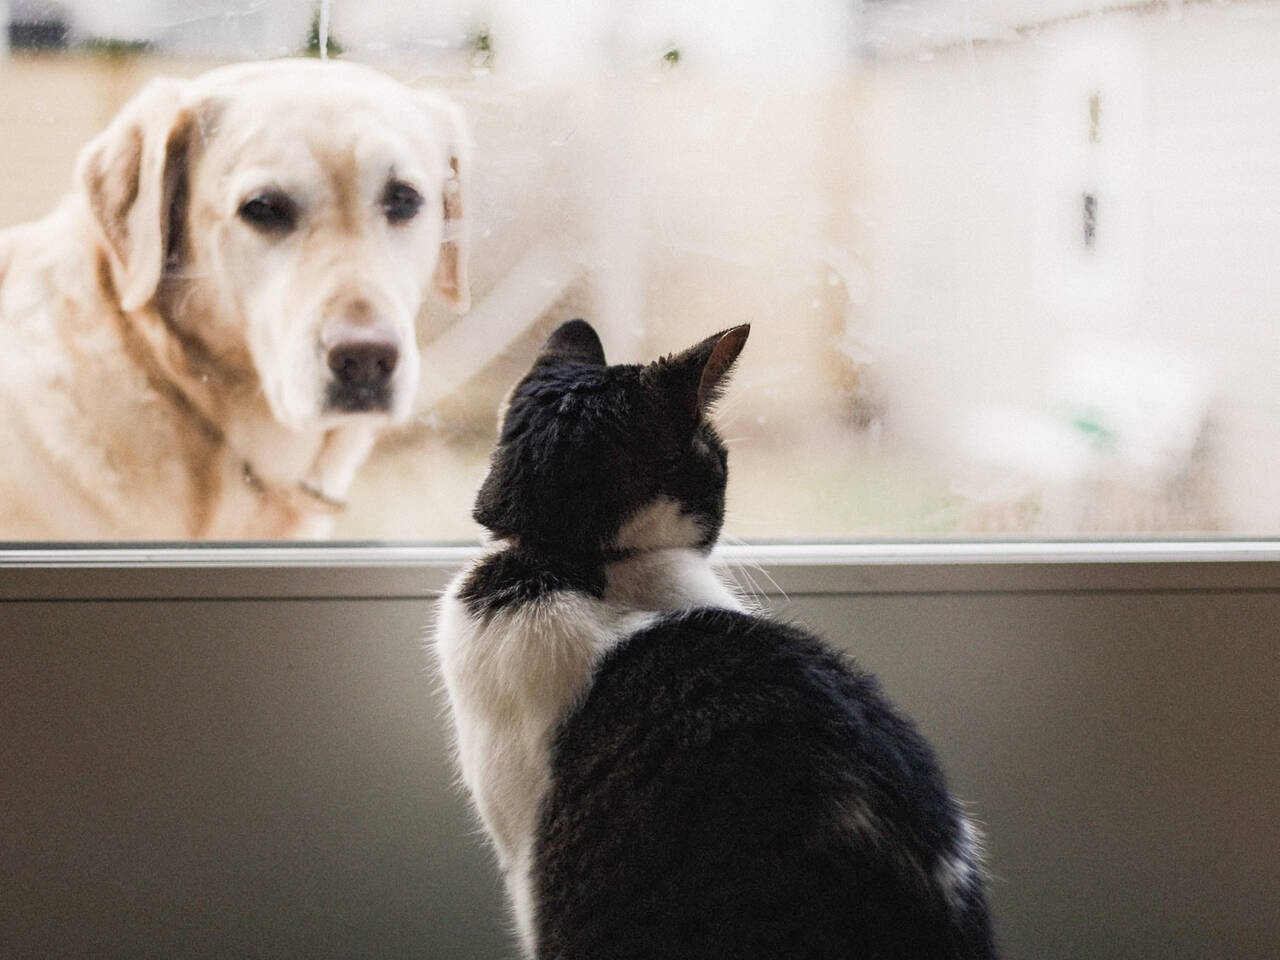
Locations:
77;77;193;313
419;92;472;314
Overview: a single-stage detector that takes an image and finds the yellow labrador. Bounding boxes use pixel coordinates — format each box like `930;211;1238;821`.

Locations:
0;59;469;538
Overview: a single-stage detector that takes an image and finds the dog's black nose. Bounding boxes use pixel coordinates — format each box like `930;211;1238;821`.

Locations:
328;340;399;387
325;339;398;413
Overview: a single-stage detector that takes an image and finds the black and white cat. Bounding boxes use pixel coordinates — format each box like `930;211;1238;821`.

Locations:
434;320;996;960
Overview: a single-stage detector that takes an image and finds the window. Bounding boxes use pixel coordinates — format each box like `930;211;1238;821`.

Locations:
4;11;1277;958
1;0;1278;542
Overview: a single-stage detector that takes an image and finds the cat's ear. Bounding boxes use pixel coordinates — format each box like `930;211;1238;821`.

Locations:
665;324;751;416
538;319;607;366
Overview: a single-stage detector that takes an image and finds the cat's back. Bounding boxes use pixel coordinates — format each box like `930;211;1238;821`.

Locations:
534;608;996;960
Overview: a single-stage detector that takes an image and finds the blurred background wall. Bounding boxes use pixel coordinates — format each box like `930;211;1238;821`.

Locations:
2;0;1278;541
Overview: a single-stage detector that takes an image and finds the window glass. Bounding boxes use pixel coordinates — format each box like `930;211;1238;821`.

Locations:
1;0;1276;541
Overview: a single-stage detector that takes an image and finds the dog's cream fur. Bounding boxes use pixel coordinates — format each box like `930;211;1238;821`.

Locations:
0;59;469;538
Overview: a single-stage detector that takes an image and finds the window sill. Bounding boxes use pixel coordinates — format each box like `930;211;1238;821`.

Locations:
2;541;1279;600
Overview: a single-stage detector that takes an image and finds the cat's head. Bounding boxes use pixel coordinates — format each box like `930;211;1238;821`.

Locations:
473;319;749;559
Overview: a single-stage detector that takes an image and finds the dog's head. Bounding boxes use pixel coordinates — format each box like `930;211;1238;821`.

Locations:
77;59;470;431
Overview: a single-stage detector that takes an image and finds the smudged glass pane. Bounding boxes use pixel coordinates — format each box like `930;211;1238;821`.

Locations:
1;1;1277;541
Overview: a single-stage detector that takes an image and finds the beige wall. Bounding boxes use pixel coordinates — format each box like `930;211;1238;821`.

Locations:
0;56;219;228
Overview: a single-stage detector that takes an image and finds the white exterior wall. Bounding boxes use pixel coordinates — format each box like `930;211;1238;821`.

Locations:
861;1;1280;531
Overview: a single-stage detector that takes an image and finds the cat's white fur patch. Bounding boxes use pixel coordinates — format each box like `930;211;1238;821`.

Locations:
435;581;655;953
434;544;742;956
605;546;745;613
612;495;707;553
608;496;745;612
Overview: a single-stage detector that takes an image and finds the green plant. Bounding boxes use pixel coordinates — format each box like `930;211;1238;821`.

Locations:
303;8;343;58
82;37;152;62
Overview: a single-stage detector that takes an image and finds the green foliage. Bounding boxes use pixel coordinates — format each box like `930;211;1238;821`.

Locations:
303;8;343;58
83;37;152;62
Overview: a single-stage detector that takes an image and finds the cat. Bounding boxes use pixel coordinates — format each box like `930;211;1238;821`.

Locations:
433;319;997;960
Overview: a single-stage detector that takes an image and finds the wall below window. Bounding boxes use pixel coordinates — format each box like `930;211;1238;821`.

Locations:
3;550;1277;959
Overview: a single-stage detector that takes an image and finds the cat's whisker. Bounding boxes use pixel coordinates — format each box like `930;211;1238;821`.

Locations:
721;510;783;532
720;531;790;605
710;402;748;433
718;559;764;611
708;383;749;417
718;538;767;609
747;561;789;606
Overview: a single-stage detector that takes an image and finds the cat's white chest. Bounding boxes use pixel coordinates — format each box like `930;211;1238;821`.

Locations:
435;577;649;867
432;547;743;955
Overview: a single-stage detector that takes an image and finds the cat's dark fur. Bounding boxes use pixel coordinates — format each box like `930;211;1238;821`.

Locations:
435;320;997;960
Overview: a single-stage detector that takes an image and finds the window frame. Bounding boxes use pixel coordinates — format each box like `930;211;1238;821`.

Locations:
4;541;1279;601
3;11;1280;564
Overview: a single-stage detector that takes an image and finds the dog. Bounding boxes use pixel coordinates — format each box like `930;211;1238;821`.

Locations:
0;59;470;538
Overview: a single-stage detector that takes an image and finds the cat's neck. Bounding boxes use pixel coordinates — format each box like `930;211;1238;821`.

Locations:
482;537;745;615
603;546;745;613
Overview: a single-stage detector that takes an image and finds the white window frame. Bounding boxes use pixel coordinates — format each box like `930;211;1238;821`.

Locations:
4;541;1279;601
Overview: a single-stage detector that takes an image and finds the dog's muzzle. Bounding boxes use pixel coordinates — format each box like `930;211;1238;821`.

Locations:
325;335;398;413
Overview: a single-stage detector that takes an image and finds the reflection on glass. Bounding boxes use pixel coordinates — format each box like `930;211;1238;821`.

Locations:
1;0;1277;541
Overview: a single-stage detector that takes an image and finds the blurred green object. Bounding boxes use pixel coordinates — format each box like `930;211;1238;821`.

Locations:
303;8;343;59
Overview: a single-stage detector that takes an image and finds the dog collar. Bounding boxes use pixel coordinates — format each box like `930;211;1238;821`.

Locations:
241;461;347;516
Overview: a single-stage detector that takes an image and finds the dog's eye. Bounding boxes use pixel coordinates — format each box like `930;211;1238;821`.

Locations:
238;190;297;233
381;180;424;225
